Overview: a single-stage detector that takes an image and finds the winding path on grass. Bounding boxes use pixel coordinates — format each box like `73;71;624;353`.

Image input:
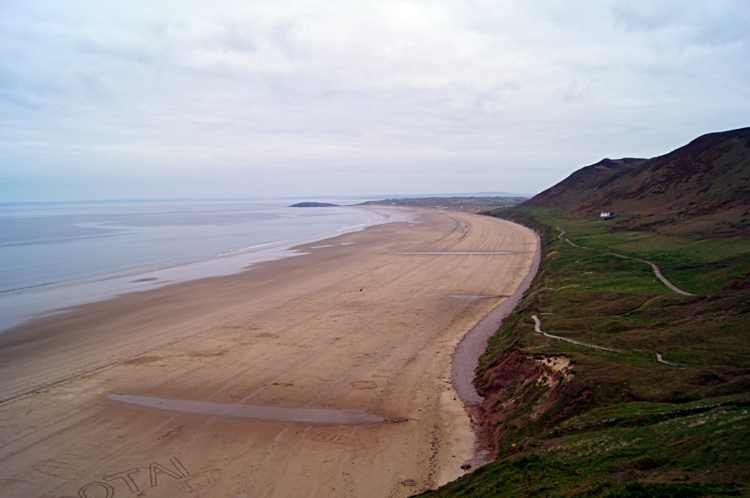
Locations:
531;315;685;367
556;228;693;296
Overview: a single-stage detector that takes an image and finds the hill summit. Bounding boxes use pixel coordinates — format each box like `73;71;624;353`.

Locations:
525;127;750;235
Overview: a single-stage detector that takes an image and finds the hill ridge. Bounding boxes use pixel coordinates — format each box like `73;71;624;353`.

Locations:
524;126;750;236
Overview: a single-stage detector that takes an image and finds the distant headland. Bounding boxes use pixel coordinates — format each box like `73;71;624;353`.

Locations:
289;202;339;207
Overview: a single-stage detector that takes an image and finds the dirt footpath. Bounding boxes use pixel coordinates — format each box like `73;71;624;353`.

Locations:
0;209;537;498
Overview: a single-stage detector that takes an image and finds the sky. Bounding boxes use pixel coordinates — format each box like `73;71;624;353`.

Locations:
1;0;748;202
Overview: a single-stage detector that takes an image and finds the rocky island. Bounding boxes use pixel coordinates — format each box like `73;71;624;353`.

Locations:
289;202;339;207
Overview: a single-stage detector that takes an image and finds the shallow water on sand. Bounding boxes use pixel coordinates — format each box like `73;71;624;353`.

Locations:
394;251;515;255
0;200;383;331
107;394;387;424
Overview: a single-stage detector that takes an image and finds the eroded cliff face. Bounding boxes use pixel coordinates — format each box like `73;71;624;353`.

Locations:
474;348;589;455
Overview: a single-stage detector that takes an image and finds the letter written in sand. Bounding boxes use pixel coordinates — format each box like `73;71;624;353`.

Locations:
77;481;115;498
65;457;218;496
103;468;141;492
149;459;188;487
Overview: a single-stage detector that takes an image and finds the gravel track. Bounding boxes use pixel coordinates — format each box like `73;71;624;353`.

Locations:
532;314;686;367
557;228;693;296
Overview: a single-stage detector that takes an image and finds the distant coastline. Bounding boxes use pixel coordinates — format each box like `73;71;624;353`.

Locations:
358;196;527;213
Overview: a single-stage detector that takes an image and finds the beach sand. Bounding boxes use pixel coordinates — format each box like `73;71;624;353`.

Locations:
0;209;537;498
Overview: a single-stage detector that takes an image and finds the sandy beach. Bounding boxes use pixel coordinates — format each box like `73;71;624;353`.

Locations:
0;209;537;498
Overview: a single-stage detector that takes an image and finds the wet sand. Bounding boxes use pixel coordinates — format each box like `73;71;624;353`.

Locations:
0;209;537;498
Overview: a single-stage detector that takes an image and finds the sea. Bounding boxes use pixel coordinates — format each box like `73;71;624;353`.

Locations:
0;199;392;332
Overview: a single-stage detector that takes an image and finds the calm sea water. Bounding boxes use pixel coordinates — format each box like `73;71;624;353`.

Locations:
0;200;387;332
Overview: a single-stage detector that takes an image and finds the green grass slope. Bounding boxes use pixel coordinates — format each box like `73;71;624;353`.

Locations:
419;128;750;498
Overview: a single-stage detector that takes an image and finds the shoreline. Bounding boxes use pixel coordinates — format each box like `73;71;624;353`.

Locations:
0;205;417;333
0;210;537;497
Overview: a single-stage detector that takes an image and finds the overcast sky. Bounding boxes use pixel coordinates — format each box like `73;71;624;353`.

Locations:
1;0;748;201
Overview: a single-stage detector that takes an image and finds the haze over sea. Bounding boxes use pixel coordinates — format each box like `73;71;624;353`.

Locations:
0;199;386;332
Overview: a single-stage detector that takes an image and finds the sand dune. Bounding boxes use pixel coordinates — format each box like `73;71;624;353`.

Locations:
0;209;537;498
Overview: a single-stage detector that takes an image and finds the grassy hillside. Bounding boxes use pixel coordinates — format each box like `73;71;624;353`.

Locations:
526;127;750;238
418;207;750;497
419;129;750;497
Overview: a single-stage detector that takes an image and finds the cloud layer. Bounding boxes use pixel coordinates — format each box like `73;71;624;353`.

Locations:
1;0;748;200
